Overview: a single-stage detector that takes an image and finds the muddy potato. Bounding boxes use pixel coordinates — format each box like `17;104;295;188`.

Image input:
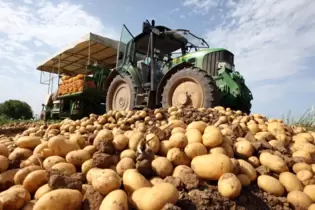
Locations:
146;133;160;154
150;177;164;186
169;132;188;149
309;204;315;210
33;142;54;158
33;189;82;210
48;136;79;157
22;200;36;210
234;140;254;158
159;140;171;156
120;149;136;160
43;155;66;169
13;165;41;185
69;134;86;149
116;157;135;176
83;145;97;155
287;190;313;210
23;169;47;194
123;169;152;195
268;139;284;148
238;159;257;181
129;131;145;150
172;127;186;135
99;189;128;210
303;185;315;202
257;175;285;196
279;172;303;192
65;149;91;166
131;182;179;210
34;184;52;200
218;173;242;199
209;146;227;155
151;157;173;178
0;185;31;210
202;126;223;148
89;168;122;195
15;136;41;149
296;170;315;185
81;159;93;174
20;154;42;168
187;121;207;133
185;128;202;144
292;150;313;164
267;122;286;142
9;148;33;162
0;143;9;157
167;148;190;166
0;155;9;173
112;134;129;151
0;169;19;190
184;142;207;159
237;174;251;186
51;162;77;176
191;153;232;180
230;158;240;175
292;162;312;173
259;152;288;173
291;141;315;155
248;156;260;168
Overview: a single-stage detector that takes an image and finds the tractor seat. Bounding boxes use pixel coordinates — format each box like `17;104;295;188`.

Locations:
137;60;149;83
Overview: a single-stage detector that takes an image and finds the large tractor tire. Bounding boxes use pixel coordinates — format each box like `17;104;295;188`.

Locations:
162;67;220;109
106;74;136;112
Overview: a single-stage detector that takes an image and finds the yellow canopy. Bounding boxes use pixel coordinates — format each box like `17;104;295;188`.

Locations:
36;33;120;75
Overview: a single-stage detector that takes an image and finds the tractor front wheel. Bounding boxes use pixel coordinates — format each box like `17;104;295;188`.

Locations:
106;74;135;112
161;67;219;109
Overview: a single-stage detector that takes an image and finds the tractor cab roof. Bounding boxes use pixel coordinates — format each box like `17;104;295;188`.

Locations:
133;25;188;56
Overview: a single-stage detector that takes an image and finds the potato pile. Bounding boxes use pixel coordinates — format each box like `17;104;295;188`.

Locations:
58;74;96;96
0;106;315;210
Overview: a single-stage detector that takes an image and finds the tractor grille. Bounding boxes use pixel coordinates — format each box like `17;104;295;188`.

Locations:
202;50;234;76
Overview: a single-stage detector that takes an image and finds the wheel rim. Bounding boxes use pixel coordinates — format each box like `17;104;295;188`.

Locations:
110;80;131;111
167;77;204;108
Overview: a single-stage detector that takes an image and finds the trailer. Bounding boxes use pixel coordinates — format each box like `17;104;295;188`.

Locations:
37;33;121;120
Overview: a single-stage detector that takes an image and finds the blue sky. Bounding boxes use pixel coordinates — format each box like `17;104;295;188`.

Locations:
0;0;314;119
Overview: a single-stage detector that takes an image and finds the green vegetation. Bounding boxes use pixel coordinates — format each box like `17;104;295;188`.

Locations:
0;100;33;120
0;115;36;126
282;108;315;131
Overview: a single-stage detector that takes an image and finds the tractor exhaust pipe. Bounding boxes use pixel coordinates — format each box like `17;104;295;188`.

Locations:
150;21;156;91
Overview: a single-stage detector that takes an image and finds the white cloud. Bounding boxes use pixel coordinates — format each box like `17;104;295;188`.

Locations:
182;0;315;116
0;0;118;115
183;0;217;14
197;0;315;83
23;0;32;4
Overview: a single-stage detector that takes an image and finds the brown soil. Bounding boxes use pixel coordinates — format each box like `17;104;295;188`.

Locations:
92;152;113;168
82;185;104;210
47;169;83;191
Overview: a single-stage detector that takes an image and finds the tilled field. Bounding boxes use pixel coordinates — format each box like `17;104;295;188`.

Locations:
0;107;314;210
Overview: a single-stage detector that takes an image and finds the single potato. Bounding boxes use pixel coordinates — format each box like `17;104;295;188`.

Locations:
191;154;232;180
33;189;82;210
218;173;242;199
99;189;128;210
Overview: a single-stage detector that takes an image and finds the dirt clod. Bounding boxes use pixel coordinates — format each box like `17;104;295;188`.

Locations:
82;185;104;210
47;169;82;191
92;152;113;168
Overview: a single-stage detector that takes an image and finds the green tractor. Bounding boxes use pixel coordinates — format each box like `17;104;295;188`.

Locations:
104;20;253;113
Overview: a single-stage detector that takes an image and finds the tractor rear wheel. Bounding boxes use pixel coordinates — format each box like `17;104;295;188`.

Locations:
162;67;219;109
106;74;135;112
